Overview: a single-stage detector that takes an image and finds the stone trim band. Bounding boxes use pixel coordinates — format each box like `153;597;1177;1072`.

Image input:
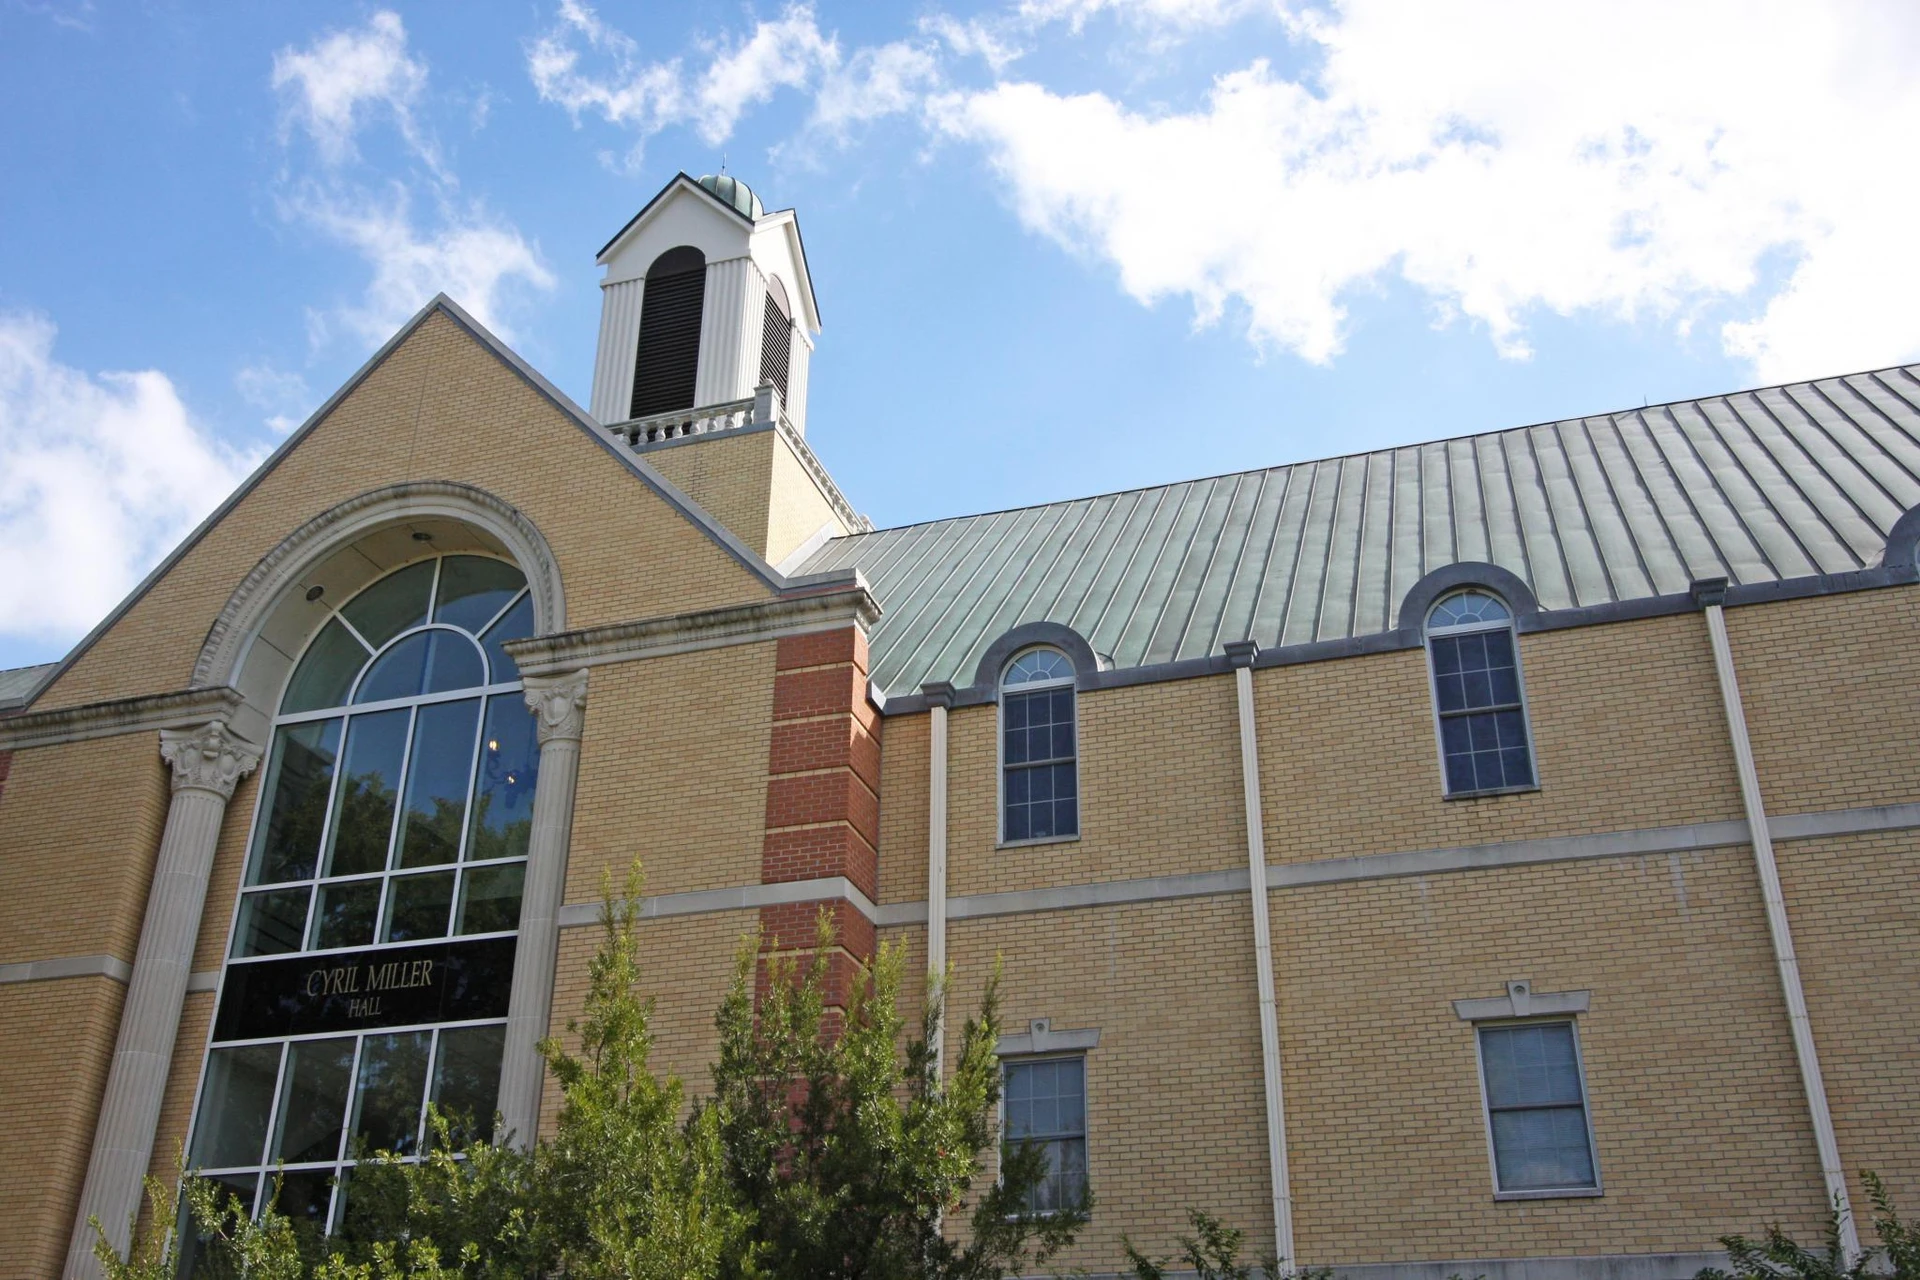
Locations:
548;798;1920;933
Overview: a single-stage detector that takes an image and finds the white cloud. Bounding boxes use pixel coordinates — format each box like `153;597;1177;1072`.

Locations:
234;362;311;435
272;10;440;175
920;14;1024;72
933;0;1920;379
812;41;941;136
287;183;555;347
696;8;838;144
1015;0;1273;32
274;14;554;348
529;2;873;161
0;312;264;644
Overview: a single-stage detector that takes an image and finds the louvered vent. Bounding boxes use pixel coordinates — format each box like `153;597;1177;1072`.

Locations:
758;293;791;409
630;246;706;418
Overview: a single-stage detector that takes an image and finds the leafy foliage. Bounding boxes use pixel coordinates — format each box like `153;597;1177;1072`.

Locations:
1698;1172;1920;1280
1121;1208;1328;1280
96;864;1060;1280
709;912;1086;1280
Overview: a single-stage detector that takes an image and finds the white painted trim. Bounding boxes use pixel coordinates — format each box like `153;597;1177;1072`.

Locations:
0;686;243;751
995;1018;1100;1056
1236;663;1295;1265
504;583;878;678
0;954;133;985
1703;601;1858;1261
1454;982;1591;1021
555;874;879;930
927;701;950;1079
997;647;1079;845
1423;590;1541;799
1472;1017;1603;1200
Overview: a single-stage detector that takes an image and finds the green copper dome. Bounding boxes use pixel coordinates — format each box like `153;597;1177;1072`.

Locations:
697;173;762;220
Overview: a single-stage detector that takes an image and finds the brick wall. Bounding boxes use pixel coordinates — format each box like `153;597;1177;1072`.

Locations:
0;976;127;1279
567;643;777;902
35;309;775;714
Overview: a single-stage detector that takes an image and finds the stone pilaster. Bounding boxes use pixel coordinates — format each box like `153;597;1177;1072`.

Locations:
496;669;590;1150
66;721;259;1280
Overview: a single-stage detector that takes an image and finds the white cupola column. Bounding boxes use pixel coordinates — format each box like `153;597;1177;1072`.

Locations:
66;722;261;1280
495;669;590;1150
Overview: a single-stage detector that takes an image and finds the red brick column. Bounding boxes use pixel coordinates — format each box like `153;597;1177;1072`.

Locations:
761;626;880;1008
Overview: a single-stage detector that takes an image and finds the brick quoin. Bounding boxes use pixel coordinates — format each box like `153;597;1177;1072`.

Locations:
775;627;868;674
764;774;880;847
768;718;880;789
758;899;875;959
757;624;880;1012
773;668;880;733
761;826;876;896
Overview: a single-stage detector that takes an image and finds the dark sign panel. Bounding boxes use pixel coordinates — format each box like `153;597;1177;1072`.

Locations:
213;936;516;1042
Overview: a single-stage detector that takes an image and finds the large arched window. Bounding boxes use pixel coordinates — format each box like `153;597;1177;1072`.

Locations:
630;245;706;418
1001;647;1078;843
185;554;539;1240
1425;589;1536;796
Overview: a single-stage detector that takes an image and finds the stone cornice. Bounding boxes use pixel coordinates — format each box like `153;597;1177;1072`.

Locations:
505;580;880;677
0;686;244;752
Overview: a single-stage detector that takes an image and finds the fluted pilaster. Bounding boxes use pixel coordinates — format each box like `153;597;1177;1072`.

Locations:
66;721;259;1279
496;670;590;1149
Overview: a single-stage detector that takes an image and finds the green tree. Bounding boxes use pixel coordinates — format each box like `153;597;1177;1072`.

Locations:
709;914;1087;1280
336;861;749;1280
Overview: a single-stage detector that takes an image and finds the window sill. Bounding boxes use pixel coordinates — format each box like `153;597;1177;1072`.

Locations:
1444;784;1541;802
997;834;1081;850
1494;1186;1603;1201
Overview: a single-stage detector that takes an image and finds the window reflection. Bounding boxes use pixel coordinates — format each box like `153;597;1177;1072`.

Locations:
199;555;531;1247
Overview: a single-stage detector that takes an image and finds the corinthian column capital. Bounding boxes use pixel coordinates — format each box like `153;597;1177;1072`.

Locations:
524;670;590;745
158;720;261;799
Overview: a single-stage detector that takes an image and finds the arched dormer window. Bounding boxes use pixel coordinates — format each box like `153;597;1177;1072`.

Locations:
1426;589;1536;796
631;245;706;418
186;554;538;1236
758;274;793;409
1001;647;1078;843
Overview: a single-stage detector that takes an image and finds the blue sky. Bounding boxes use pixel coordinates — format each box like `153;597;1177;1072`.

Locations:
3;0;1917;671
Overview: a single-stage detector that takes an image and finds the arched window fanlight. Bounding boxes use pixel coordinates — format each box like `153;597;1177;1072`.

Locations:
631;245;706;418
1425;589;1536;796
1001;647;1078;842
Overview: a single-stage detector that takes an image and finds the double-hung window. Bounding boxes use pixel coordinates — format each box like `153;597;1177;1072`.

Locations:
1003;1056;1088;1213
1477;1022;1599;1196
1000;648;1077;843
1425;590;1536;796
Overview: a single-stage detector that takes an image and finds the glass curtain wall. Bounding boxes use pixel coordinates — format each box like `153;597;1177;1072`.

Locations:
183;555;540;1245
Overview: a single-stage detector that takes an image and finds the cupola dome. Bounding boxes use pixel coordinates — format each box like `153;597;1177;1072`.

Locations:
697;173;762;220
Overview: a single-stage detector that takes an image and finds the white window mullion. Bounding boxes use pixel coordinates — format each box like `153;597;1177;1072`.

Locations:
252;1040;293;1217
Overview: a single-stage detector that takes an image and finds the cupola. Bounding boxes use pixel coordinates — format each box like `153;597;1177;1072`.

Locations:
589;171;819;437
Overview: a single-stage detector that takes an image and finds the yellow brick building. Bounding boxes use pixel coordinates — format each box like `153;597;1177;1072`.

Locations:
3;171;1919;1280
